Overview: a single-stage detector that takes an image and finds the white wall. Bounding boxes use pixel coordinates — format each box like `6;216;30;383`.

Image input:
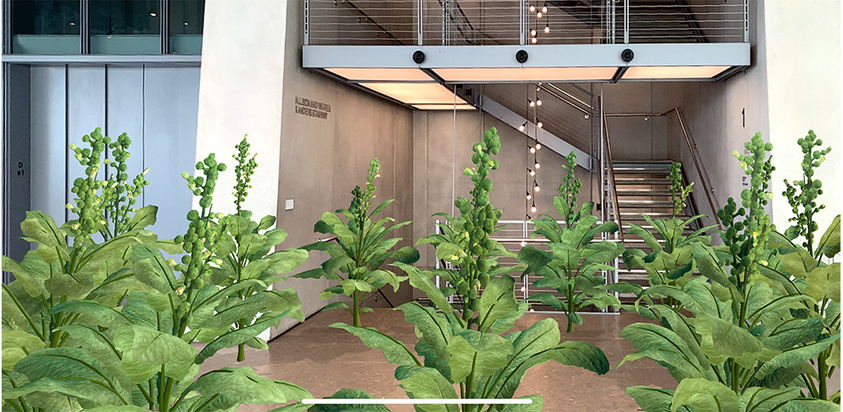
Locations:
765;0;841;233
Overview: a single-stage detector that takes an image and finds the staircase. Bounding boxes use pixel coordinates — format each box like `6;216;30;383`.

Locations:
611;161;697;289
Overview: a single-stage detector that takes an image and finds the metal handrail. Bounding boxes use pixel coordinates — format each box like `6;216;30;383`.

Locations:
601;113;624;242
604;108;723;230
672;107;722;229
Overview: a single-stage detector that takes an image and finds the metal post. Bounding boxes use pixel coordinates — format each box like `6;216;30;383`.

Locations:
3;0;11;54
519;0;526;46
160;0;169;54
303;0;310;46
623;0;629;44
417;0;423;46
81;0;90;54
743;0;749;43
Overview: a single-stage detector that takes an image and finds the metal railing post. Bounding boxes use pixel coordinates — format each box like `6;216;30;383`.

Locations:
303;0;310;45
520;0;526;46
623;0;629;44
743;0;749;43
417;0;423;46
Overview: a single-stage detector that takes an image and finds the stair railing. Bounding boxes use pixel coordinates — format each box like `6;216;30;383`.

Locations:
671;108;722;230
601;112;624;242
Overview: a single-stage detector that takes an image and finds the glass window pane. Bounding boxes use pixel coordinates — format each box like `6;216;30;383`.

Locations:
11;0;80;54
90;0;160;54
169;0;204;54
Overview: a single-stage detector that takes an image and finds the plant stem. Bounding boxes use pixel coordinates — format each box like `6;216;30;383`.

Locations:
353;290;361;327
819;349;828;400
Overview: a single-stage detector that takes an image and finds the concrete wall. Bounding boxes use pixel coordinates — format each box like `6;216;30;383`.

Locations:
275;0;414;336
412;111;593;269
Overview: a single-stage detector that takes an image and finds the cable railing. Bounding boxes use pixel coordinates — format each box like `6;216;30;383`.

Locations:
304;0;749;46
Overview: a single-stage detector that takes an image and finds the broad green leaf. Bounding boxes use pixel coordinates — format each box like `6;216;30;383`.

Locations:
85;406;149;412
762;318;824;351
54;324;123;378
259;215;277;231
448;330;513;383
267;287;305;321
198;293;267;328
806;263;840;303
544;340;609;374
626;386;684;412
484;318;561;400
267;249;309;275
652;308;714;379
517;245;553;278
368;269;406;292
322;301;351;311
2;329;45;370
127;205;158;230
527;293;563;310
44;270;96;299
671;378;738;412
2;255;47;297
399;262;453;314
435;243;462;262
774;398;841;412
2;379;86;411
133;252;177;294
500;394;543;412
342;279;373;295
477;275;520;333
20;211;66;249
114;325;196;381
12;347;128;406
619;323;710;380
389;246;421;264
49;300;132;329
395;365;459;412
827;339;840;368
755;334;840;381
184;367;311;408
195;312;288;363
738;386;800;412
399;301;453;379
332;323;420;366
816;215;840;259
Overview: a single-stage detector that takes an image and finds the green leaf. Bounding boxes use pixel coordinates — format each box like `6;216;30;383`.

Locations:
671;378;738;412
517;245;553;278
527;293;563;310
806;263;840;303
266;287;305;321
434;243;462;262
2;255;47;297
447;330;513;383
389;245;420;264
738;386;801;412
762;318;824;351
21;211;66;250
198;293;267;329
698;314;764;368
619;323;711;380
2;329;45;370
85;406;149;412
331;323;420;366
776;398;842;412
322;301;351;312
477;275;521;333
114;325;197;381
195;313;288;364
342;279;373;295
395;365;459;412
398;262;453;314
49;300;133;329
500;395;543;412
816;215;840;259
368;269;406;293
483;318;561;400
127;205;158;230
626;386;683;412
133;250;178;294
755;334;840;381
259;215;277;231
44;270;96;299
185;367;311;409
11;347;128;406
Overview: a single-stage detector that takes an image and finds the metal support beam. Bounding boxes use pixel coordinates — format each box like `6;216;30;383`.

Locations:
478;94;594;171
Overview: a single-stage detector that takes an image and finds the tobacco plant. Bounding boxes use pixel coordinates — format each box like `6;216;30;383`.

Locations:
287;128;610;412
2;132;311;411
206;137;308;362
609;162;716;314
621;133;840;411
295;158;419;327
517;151;624;332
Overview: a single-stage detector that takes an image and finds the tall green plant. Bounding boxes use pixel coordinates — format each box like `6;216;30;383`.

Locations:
286;128;610;412
206;137;308;362
620;133;839;411
2;136;311;411
295;158;419;327
517;151;624;332
668;162;693;217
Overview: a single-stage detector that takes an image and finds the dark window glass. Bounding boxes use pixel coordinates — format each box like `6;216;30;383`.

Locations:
90;0;160;54
11;0;80;54
169;0;204;54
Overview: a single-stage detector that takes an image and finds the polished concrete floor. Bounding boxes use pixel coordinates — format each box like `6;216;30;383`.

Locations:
200;308;679;411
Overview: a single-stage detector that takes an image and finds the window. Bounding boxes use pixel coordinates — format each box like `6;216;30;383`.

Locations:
11;0;81;54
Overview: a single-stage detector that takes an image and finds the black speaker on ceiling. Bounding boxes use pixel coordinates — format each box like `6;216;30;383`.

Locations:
621;48;634;62
516;50;529;63
413;50;426;64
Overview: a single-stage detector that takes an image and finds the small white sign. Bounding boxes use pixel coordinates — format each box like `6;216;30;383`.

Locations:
285;199;295;210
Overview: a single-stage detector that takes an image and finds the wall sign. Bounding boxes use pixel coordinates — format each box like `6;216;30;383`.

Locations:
295;96;331;120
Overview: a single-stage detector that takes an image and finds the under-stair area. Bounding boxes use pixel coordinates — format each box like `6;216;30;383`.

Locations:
611;161;698;290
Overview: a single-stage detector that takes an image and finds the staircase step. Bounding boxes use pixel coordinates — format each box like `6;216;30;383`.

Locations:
622;212;689;220
616;189;673;196
618;200;674;208
614;178;672;185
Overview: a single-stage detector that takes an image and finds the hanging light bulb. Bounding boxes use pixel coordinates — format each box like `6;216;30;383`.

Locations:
544;24;550;33
530;146;536;154
536;11;542;18
535;143;542;151
521;286;526;292
526;191;532;200
537;120;543;129
519;121;527;131
535;161;541;169
528;99;535;108
584;113;590;119
542;2;548;14
529;4;536;12
528;168;535;176
536;98;542;106
534;181;541;192
520;240;527;247
531;37;538;44
530;29;537;37
531;202;537;213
